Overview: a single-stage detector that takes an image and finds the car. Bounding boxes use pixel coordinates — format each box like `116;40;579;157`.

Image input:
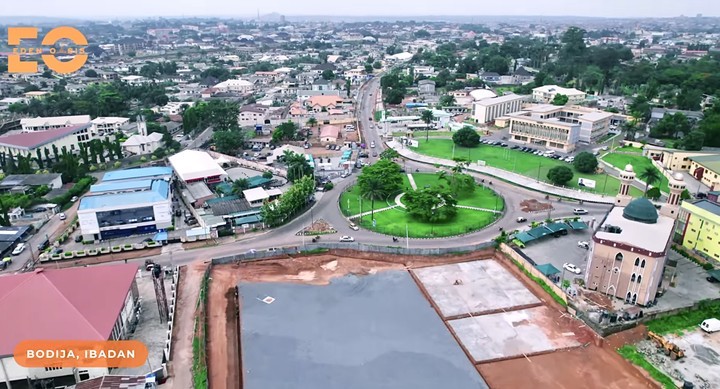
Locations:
372;151;378;157
11;243;26;255
511;145;520;149
500;143;508;147
340;172;350;178
304;143;310;149
339;236;355;242
266;247;279;253
370;141;376;148
58;213;66;220
53;247;64;255
349;223;359;231
563;263;582;274
37;239;50;251
74;235;83;243
573;208;588;215
578;241;590;249
326;144;331;150
70;196;78;202
706;276;718;283
127;218;138;224
516;216;527;223
142;237;155;243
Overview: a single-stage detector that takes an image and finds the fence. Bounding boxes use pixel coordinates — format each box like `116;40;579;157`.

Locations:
498;242;568;305
192;265;211;389
212;241;496;265
163;266;180;364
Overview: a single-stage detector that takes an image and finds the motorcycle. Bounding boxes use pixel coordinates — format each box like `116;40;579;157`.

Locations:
392;237;399;242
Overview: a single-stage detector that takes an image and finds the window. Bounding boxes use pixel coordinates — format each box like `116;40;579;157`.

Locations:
631;274;636;282
641;259;646;268
615;253;623;261
637;275;642;283
634;258;640;266
45;367;62;371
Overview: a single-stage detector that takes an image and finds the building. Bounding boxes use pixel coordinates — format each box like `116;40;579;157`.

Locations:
0;226;31;258
296;89;341;102
213;79;254;94
306;95;343;112
585;166;685;306
677;199;720;262
77;167;174;241
238;104;270;127
157;101;195;116
0;264;139;387
479;72;501;83
649;108;703;126
319;125;341;144
507;104;612;149
0;123;92;158
688;155;720;191
122;132;163;155
120;75;150;85
72;375;156;389
0;173;63;194
418;79;436;95
168;149;228;185
642;146;715;172
90;117;129;137
242;187;282;206
183;181;216;208
472;94;528;123
532;85;586;104
20;115;91;132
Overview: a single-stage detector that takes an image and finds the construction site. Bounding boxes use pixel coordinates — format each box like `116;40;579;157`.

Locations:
170;249;662;389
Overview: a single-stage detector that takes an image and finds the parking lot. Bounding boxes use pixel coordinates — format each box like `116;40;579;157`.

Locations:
519;229;594;282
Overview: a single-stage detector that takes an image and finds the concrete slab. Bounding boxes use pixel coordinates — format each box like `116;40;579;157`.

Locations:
666;330;720;386
239;271;488;389
449;306;581;363
114;270;172;375
412;260;540;318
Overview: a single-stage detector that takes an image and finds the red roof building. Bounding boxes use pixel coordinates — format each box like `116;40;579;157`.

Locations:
0;264;140;385
0;123;92;157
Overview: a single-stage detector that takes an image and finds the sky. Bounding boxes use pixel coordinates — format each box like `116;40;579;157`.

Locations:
0;0;718;19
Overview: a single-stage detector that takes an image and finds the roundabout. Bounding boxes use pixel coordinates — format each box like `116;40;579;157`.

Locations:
340;173;504;238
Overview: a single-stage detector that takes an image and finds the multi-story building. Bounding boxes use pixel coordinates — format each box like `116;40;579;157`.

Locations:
91;117;129;137
77;167;174;241
296;90;341;102
676;199;720;262
585;167;685;306
688;155;720;191
642;146;715;172
0;123;93;157
20;115;91;132
508;104;612;149
238;104;269;127
532;85;586;104
472;94;528;123
213;79;254;94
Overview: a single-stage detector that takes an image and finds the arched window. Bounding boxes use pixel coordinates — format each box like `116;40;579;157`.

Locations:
641;259;646;268
634;258;640;266
615;253;624;261
632;294;638;304
631;274;636;282
625;292;631;302
637;275;642;283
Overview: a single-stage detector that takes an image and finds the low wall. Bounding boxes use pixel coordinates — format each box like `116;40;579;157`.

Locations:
192;265;211;389
212;241;495;265
498;242;568;305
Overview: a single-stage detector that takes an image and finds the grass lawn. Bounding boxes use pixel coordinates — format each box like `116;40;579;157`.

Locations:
614;145;643;154
408;173;505;210
339;183;399;216
602;153;669;193
645;300;720;335
373;110;385;121
617;345;676;389
358;207;500;238
413;139;643;197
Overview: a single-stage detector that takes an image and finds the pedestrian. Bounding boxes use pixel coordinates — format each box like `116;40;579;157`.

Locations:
124;259;128;264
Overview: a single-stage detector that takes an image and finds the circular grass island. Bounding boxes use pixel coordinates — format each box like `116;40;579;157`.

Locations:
339;173;504;238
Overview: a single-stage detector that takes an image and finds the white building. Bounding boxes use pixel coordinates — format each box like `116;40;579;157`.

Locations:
238;104;269;127
20;115;91;132
472;94;528;123
0;123;92;158
168;149;228;184
213;79;254;94
122;117;164;155
242;187;282;206
157;101;195;115
77;167;174;241
120;75;150;85
91;117;129;137
532;85;586;104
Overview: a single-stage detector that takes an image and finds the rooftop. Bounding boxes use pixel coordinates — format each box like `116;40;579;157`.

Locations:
168;150;227;182
79;180;170;210
0;264;139;357
595;205;675;253
0;173;61;187
474;93;526;106
0;123;91;150
687;199;720;217
20;114;90;128
102;166;173;182
90;179;153;194
689;154;720;173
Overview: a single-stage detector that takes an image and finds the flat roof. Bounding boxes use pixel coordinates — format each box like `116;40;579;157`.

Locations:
243;187;269;203
168;150;227;182
688;199;720;216
238;271;488;389
79;180;169;211
102;166;173;182
595;206;675;252
90;179;153;194
474;93;527;106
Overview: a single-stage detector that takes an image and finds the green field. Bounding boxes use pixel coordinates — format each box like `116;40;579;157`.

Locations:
341;173;504;237
614;145;643;154
413;139;643;197
602;153;669;193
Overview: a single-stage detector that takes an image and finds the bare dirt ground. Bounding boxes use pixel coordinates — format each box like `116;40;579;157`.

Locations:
167;262;208;389
520;199;553;213
206;251;494;389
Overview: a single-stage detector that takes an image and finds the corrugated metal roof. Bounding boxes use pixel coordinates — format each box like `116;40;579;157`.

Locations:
102;166;173;182
90;179;153;194
79;180;169;210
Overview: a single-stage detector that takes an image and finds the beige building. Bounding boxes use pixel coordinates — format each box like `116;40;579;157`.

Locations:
642;146;714;172
472;94;528;124
585;165;685;306
532;85;586;104
20;115;90;132
688;155;720;191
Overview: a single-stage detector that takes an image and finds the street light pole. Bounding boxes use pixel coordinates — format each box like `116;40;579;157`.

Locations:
405;224;409;249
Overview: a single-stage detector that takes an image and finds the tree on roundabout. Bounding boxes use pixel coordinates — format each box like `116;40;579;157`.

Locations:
357;159;404;221
404;185;458;223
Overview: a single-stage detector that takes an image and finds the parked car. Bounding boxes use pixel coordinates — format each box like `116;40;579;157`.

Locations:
563;263;582;274
372;151;378;157
516;216;527;223
70;196;78;202
573;208;589;215
11;243;26;255
349;223;359;231
266;247;279;253
700;318;720;333
339;236;355;242
577;241;590;249
74;235;83;243
370;141;376;148
58;213;66;220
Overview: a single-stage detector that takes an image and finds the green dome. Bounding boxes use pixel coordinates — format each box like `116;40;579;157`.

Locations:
623;198;658;224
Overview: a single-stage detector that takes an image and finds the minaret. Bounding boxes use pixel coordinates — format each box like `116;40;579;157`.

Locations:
660;173;686;219
616;164;636;207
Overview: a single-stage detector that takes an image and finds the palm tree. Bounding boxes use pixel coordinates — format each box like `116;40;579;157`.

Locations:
306;117;318;128
359;176;387;223
621;120;639;141
639;167;661;195
421;109;435;142
379;148;400;161
232;178;251;196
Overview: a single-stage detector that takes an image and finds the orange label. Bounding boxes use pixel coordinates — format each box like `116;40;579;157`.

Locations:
13;340;148;368
7;26;88;74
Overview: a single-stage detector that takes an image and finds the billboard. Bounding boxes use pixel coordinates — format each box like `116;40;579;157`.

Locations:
578;178;596;189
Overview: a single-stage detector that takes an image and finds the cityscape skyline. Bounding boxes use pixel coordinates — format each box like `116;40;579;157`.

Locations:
0;0;718;19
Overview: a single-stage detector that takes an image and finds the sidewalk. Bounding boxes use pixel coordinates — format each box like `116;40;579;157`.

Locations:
389;141;615;204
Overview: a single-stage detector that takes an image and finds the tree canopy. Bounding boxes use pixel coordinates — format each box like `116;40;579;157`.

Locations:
404;186;457;223
547;165;574;186
452;126;480;148
573;152;598;173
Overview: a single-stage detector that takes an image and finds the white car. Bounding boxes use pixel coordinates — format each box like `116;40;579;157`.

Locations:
339;236;355;242
58;213;67;220
11;243;26;255
578;241;589;249
563;263;582;275
370;141;376;148
349;223;359;231
573;208;588;215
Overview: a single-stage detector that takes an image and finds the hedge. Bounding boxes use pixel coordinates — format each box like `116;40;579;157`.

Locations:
51;176;95;207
